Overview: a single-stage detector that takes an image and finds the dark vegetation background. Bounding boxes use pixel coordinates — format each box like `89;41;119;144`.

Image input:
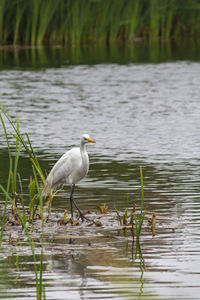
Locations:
0;0;199;46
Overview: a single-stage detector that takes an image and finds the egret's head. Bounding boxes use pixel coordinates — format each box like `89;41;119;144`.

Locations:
81;134;96;144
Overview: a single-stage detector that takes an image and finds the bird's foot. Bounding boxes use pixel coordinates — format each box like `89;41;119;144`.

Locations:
69;217;79;226
78;211;90;222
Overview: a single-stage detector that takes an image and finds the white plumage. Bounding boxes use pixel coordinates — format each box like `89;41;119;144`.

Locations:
43;134;95;220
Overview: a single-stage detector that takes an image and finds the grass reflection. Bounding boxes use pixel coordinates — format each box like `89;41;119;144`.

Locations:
1;39;200;70
133;238;145;296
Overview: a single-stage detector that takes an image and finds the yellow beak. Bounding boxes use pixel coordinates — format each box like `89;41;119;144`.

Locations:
87;138;96;143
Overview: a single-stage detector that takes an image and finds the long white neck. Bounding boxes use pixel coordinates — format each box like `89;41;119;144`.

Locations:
80;141;89;173
80;140;86;154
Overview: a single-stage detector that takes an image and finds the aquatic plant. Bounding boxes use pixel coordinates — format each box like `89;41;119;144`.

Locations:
117;167;146;239
0;0;199;45
0;105;47;222
0;106;45;299
0;113;13;242
134;167;146;239
1;184;45;299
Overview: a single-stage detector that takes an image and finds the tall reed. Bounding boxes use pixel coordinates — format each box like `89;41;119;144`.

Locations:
0;113;12;242
0;0;199;45
0;106;45;299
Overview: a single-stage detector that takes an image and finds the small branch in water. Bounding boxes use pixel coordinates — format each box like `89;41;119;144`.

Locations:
115;208;122;225
97;204;108;214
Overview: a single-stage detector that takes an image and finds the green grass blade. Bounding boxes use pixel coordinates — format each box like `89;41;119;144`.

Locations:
17;172;23;195
0;112;11;162
140;166;144;215
0;113;13;242
32;165;45;298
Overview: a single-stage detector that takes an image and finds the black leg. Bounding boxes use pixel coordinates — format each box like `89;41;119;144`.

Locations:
72;198;85;221
70;184;75;218
69;184;85;221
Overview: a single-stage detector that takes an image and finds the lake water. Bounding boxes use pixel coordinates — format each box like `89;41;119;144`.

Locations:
0;44;200;299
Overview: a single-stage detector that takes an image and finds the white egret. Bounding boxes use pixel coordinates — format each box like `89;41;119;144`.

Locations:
43;134;96;220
